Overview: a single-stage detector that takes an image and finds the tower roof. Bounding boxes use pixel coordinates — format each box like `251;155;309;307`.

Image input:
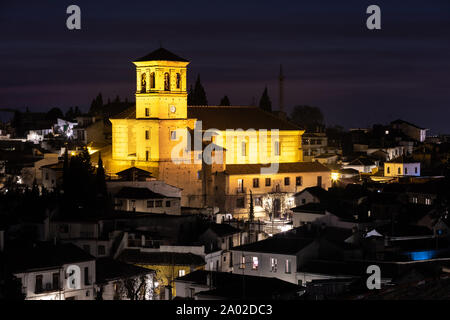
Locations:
133;47;189;62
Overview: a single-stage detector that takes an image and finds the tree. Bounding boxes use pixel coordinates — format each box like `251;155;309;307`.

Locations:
46;107;64;121
189;75;208;105
187;85;194;105
290;105;324;132
115;275;154;300
219;95;230;106
89;93;104;115
258;87;272;112
249;190;254;222
95;152;107;198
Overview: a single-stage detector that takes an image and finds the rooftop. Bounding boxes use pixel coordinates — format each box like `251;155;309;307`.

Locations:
115;187;174;200
117;249;205;266
232;237;313;255
133;47;189;62
225;162;330;176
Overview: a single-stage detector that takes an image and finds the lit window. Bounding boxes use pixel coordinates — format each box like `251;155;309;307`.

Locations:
252;257;259;270
285;259;291;274
178;269;185;277
425;198;431;205
240;256;246;269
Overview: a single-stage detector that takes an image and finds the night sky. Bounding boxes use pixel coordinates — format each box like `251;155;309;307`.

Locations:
1;1;449;133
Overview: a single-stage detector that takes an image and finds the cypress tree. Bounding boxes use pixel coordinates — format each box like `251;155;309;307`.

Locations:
249;190;254;222
259;87;272;112
219;95;230;106
193;74;208;105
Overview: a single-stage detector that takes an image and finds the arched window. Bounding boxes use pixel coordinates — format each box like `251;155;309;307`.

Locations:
150;72;155;89
141;73;146;93
164;72;170;91
176;73;181;89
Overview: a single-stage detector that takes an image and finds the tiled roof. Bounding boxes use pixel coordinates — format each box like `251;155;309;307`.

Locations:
5;242;95;273
206;223;240;237
115;187;170;199
225;162;330;175
176;270;301;300
96;258;155;284
232;237;313;255
133;48;189;62
188;106;301;130
387;155;420;164
117;249;205;266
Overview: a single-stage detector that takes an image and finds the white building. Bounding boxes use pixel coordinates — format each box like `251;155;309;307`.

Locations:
9;243;96;300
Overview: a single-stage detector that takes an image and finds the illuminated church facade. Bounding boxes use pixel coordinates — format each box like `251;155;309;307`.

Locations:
108;48;331;218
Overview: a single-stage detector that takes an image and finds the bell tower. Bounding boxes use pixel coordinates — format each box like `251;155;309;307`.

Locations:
133;48;189;120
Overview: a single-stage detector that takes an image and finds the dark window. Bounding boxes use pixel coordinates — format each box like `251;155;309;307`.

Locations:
155;200;163;207
147;200;154;208
415;167;418;174
265;178;271;187
236;198;245;208
284;177;290;186
52;273;60;290
296;176;302;186
145;108;150;117
141;73;146;93
84;267;89;285
253;178;259;188
387;167;390;174
35;275;43;293
176;73;181;89
150;72;155;88
145;151;149;161
98;245;106;256
317;176;322;187
165;201;171;207
45;172;49;180
164;72;170;91
398;168;401;174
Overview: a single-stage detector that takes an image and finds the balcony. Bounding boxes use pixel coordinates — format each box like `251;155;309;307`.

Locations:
35;282;60;294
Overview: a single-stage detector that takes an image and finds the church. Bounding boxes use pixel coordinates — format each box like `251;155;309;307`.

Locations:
107;48;331;219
